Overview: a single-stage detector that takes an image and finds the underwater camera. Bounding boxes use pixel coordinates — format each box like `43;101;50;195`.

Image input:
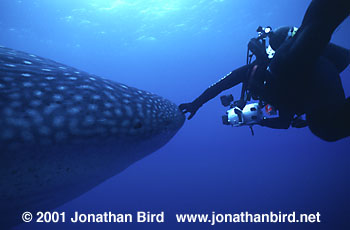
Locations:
220;94;263;135
222;103;263;127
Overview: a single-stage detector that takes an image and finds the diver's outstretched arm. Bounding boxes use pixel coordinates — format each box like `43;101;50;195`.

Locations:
179;64;252;120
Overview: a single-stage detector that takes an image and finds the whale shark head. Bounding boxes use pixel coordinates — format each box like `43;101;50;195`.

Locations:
0;46;185;228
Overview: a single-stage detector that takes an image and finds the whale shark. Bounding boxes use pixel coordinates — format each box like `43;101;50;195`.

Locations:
0;46;185;228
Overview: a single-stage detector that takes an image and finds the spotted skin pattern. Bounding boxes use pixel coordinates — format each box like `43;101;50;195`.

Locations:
0;46;185;228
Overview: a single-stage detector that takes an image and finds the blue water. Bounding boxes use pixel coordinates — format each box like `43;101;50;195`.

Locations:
1;0;349;229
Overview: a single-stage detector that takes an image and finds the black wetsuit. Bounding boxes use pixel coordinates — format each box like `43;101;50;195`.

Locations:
189;43;349;131
268;0;350;141
181;0;350;141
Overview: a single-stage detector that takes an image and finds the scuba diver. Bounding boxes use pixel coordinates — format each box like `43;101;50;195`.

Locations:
180;0;350;141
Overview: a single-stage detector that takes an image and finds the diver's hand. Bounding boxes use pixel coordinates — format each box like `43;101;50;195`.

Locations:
179;102;200;120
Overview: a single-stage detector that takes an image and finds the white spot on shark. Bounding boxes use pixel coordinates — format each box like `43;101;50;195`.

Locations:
124;106;133;117
104;103;113;108
44;104;59;115
114;109;123;117
46;76;55;80
53;116;65;127
23;82;33;87
39;82;48;87
30;100;41;107
42;68;52;72
103;111;113;117
104;92;116;100
68;107;81;114
123;99;131;104
57;86;66;91
21;73;31;77
92;95;101;100
4;64;16;67
53;94;63;101
136;103;144;117
26;109;43;124
88;104;98;111
34;90;43;97
23;61;32;65
78;85;95;90
136;103;143;110
73;95;83;101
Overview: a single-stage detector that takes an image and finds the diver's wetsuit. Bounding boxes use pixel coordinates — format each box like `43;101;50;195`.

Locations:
180;0;349;141
268;0;350;141
183;42;349;129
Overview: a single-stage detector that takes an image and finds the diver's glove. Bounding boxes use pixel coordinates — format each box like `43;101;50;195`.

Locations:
248;38;269;66
179;102;201;120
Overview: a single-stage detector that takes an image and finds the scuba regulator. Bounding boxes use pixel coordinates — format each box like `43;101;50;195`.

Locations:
247;26;273;64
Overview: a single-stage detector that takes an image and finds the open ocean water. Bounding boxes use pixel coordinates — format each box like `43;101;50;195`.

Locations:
0;0;349;229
